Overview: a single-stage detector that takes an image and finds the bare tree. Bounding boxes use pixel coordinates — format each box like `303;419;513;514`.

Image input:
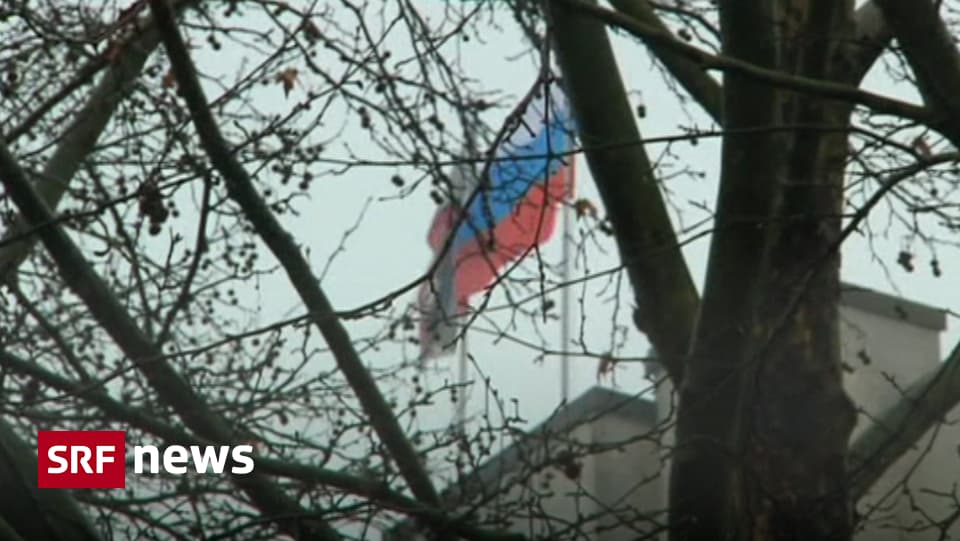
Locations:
1;1;960;541
546;1;960;539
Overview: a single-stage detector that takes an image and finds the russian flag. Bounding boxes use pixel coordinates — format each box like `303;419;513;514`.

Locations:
417;81;576;360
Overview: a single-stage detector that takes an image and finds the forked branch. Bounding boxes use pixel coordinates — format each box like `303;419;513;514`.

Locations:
147;0;442;511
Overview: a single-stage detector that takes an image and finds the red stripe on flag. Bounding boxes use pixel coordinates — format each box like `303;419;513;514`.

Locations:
426;205;459;252
451;165;571;304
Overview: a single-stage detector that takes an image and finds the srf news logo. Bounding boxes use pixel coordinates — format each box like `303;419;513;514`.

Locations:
37;431;255;489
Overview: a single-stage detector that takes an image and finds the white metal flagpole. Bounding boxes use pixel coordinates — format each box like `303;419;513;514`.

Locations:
456;331;468;432
453;110;479;436
560;165;573;403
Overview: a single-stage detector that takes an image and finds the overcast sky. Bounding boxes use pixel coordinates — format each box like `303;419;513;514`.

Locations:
175;2;959;475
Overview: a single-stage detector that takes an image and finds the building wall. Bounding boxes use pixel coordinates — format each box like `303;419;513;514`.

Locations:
472;422;603;540
839;304;942;440
469;413;667;541
840;305;959;541
590;413;666;541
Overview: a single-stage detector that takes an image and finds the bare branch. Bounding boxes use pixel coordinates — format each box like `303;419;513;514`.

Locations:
0;419;101;541
0;349;525;541
874;0;960;142
146;0;443;511
545;0;700;382
0;516;27;541
0;0;195;279
0;141;341;541
609;0;723;123
849;339;960;501
555;0;937;124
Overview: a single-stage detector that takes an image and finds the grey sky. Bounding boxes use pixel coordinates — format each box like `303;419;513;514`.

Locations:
173;1;958;479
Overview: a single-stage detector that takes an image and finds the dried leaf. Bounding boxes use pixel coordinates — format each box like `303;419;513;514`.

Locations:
897;250;914;272
596;353;618;383
573;198;598;220
276;68;299;98
162;68;176;89
555;450;582;481
301;18;321;42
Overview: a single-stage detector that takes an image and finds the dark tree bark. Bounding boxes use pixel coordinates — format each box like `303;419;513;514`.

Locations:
546;1;958;540
0;421;101;541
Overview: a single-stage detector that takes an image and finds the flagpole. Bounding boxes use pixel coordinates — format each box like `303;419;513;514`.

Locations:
560;165;573;403
456;332;468;432
453;101;480;438
454;109;480;438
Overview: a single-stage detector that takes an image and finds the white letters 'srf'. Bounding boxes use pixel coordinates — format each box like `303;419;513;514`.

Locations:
46;445;116;474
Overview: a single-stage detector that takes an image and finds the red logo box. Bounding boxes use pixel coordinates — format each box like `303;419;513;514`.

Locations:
37;431;126;489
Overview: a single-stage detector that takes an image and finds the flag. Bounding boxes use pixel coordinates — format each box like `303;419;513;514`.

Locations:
418;81;577;360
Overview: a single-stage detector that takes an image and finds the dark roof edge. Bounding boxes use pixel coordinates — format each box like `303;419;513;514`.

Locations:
384;387;654;538
453;386;655;495
840;282;946;331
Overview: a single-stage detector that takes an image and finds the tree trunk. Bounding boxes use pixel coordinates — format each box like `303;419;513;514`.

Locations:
670;2;858;540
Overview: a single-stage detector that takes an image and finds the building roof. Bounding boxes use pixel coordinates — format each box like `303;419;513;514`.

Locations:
839;282;946;331
385;387;654;539
453;386;654;498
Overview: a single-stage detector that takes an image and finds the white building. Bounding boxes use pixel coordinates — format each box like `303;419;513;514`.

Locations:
387;284;953;540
